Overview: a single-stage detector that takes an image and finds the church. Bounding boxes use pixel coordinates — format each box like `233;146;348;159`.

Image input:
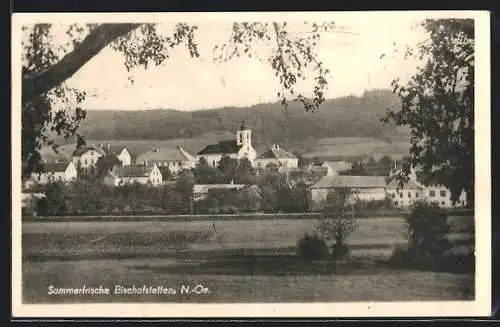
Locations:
196;121;257;167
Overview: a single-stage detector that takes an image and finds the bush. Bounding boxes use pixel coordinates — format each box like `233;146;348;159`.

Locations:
296;233;330;260
406;201;451;261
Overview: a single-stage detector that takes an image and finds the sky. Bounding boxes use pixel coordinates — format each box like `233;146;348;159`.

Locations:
34;15;429;111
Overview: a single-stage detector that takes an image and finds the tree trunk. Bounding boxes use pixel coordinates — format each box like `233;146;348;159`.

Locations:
22;23;141;101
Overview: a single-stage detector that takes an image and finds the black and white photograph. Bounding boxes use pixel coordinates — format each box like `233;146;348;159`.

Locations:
11;11;491;317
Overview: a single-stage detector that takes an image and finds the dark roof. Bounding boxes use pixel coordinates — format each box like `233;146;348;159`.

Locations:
113;165;154;178
197;140;242;155
41;162;71;173
311;175;387;189
258;146;296;160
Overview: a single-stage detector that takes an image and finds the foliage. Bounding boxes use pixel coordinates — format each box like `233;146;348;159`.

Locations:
296;233;330;260
21;21;337;179
316;188;359;260
95;154;122;178
382;19;474;204
406;201;451;260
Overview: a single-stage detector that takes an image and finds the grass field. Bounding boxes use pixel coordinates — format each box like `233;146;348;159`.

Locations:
21;215;475;303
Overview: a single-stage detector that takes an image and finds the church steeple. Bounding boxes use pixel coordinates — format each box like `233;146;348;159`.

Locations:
236;120;252;147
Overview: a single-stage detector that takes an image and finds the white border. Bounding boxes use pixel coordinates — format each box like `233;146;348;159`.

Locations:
11;10;491;318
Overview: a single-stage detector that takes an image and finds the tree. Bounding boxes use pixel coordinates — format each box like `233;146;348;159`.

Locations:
217;155;239;183
194;157;220;184
235;158;255;184
379;155;394;169
316;188;359;260
382;19;474;204
21;21;336;179
95;154;122;178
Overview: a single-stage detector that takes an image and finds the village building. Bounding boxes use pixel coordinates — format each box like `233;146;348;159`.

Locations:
72;145;105;176
98;144;132;166
309;175;387;211
27;161;78;186
136;145;196;175
387;166;467;209
255;144;298;171
307;160;353;176
104;163;163;186
196;121;257;167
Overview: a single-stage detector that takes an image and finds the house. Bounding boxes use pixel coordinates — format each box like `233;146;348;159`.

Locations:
387;165;468;208
98;144;132;166
255;144;298;171
104;163;163;186
136;145;196;175
309;175;387;211
192;182;246;201
196;121;257;167
28;161;78;186
72;145;105;176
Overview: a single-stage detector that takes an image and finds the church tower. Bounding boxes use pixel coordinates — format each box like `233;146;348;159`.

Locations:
236;120;252;148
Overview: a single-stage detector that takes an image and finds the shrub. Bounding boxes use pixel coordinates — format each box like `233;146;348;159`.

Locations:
406;201;451;261
296;233;330;260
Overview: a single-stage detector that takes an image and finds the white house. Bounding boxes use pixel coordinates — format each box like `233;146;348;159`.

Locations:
196;121;257;167
29;161;78;185
255;144;298;170
104;163;163;186
72;145;105;176
309;175;387;211
136;145;195;175
387;166;468;208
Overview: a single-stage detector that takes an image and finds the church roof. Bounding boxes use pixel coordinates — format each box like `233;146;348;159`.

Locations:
197;140;243;155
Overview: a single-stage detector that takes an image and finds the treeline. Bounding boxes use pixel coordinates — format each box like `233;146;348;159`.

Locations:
77;89;405;148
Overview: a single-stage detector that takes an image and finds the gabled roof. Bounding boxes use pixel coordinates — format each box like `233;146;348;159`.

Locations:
112;164;156;178
257;146;296;160
137;146;195;163
72;145;105;157
40;162;72;173
106;145;129;156
197;140;242;155
311;175;387;189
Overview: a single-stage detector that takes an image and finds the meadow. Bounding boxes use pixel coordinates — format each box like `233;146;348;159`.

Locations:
21;215;475;303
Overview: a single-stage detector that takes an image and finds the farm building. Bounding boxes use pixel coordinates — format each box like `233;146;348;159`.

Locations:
27;161;78;186
254;144;298;171
104;163;163;186
196;121;257;167
309;175;387;211
136;145;196;175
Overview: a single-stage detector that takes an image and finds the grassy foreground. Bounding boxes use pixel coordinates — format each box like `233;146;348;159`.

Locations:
21;216;475;303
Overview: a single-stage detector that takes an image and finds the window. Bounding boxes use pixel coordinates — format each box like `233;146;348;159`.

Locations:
84;159;88;165
392;193;395;198
399;193;403;198
416;192;419;198
394;201;398;206
440;190;446;197
37;174;41;181
441;201;445;205
408;192;411;198
213;160;216;167
429;190;436;197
